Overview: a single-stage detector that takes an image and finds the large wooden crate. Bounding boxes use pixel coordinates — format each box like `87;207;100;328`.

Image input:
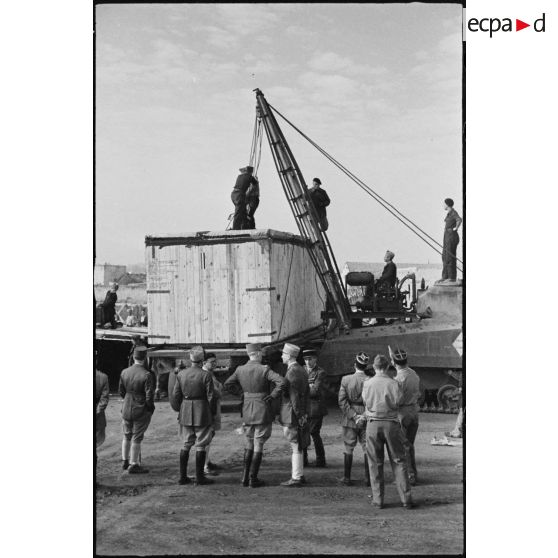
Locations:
145;229;326;345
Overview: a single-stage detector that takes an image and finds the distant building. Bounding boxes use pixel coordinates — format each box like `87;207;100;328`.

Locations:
94;264;127;286
116;272;146;286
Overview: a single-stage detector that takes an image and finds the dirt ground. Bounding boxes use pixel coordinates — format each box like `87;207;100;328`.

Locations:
96;398;463;555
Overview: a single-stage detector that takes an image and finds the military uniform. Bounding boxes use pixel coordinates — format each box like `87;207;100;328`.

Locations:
394;364;421;483
279;344;310;486
231;167;259;230
95;370;109;448
171;347;215;485
224;350;284;487
304;361;328;467
362;360;412;508
338;360;370;485
442;206;462;281
119;354;154;473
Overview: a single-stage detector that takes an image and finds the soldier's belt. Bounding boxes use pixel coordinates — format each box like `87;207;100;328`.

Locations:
243;392;267;399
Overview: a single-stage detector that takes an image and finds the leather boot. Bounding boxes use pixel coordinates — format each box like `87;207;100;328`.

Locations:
195;451;214;485
313;435;326;468
241;449;254;487
338;453;353;486
364;455;371;487
179;450;191;485
249;452;265;488
303;448;310;467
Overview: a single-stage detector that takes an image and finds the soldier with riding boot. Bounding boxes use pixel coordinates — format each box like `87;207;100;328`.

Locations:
170;346;216;486
302;349;328;468
338;352;374;486
224;343;284;487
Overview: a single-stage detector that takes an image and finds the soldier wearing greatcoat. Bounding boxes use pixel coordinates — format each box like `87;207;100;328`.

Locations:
224;343;284;487
302;348;328;468
170;346;216;486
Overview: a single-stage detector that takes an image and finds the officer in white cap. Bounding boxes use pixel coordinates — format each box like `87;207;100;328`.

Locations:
338;352;374;486
118;345;154;474
279;343;310;487
170;346;216;486
224;343;284;487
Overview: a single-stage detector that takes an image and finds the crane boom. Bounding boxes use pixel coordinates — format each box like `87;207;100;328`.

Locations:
254;88;351;331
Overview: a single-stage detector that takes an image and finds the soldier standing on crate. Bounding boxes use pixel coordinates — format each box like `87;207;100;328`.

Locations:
224;343;284;487
302;349;328;468
338;352;374;486
363;354;414;509
279;343;310;488
202;352;223;477
119;345;154;474
390;346;421;486
231;166;259;230
170;346;216;486
244;180;260;230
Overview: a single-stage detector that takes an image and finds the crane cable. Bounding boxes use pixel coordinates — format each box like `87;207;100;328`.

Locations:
248;115;264;179
268;104;463;271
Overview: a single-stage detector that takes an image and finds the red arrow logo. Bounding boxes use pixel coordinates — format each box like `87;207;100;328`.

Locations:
516;19;530;31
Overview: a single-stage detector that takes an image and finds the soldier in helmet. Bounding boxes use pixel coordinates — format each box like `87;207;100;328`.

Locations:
224;343;284;487
338;352;374;486
390;346;421;485
170;346;216;486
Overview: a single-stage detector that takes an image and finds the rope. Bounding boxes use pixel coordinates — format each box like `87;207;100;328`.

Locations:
276;244;296;340
268;104;463;271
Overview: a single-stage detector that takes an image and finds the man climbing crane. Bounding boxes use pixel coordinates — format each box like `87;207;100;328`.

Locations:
231;166;260;230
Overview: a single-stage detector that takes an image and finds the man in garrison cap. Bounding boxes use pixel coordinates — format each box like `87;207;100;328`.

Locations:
362;354;414;509
302;348;328;468
279;343;310;487
231;165;259;230
390;347;422;485
224;343;284;487
170;346;216;486
118;345;154;474
338;352;374;487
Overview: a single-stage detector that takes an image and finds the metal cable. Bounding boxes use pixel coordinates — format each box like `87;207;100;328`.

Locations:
269;104;463;271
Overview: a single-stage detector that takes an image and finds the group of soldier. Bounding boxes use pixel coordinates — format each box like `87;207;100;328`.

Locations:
96;339;422;510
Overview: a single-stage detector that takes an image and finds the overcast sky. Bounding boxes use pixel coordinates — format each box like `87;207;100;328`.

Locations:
95;3;462;267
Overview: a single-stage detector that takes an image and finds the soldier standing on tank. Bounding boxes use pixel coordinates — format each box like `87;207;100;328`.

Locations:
279;343;310;487
119;345;154;474
224;343;284;487
390;347;421;486
202;352;223;476
441;198;462;282
363;354;414;509
338;352;373;486
302;349;328;468
171;346;216;486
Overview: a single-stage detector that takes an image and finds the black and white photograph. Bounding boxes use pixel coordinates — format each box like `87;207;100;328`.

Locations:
94;1;464;554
